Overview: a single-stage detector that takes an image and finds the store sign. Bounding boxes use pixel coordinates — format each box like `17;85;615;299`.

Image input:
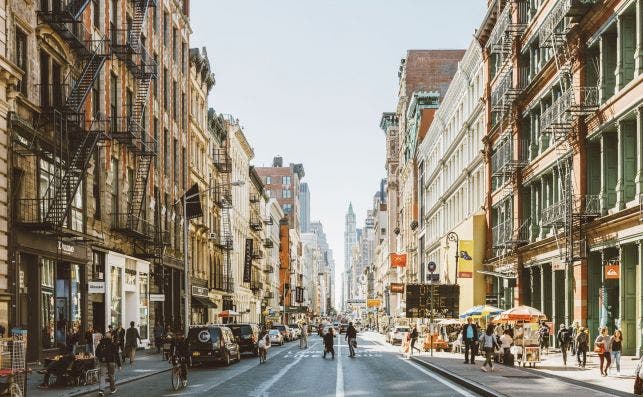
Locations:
150;294;165;302
295;286;304;303
88;281;105;294
367;299;381;308
391;253;407;267
457;240;474;278
243;239;253;283
390;283;404;294
605;264;620;279
58;241;75;254
192;285;209;297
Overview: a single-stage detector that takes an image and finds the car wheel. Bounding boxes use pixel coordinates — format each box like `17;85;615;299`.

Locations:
237;350;241;362
225;351;231;366
188;356;194;367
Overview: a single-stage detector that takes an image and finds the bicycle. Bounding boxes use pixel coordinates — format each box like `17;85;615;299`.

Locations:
169;354;188;391
258;346;267;364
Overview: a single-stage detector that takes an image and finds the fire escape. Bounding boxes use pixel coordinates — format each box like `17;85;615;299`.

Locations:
108;0;164;263
15;1;110;235
538;0;600;265
212;125;234;293
488;1;529;277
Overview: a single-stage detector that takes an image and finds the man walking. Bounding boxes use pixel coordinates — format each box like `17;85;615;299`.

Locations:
461;317;479;364
410;325;421;356
346;322;357;357
557;324;572;366
575;326;589;368
323;328;336;359
299;323;308;349
95;332;122;396
125;321;142;365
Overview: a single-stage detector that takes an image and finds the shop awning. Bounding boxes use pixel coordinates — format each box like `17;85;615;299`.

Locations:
192;296;218;308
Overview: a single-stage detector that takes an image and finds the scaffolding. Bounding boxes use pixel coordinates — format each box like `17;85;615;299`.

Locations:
538;0;600;266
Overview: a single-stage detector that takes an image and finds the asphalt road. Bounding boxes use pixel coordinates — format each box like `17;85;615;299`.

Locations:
109;331;478;397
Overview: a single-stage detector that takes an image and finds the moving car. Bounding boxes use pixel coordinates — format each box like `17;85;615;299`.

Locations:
271;324;291;341
225;323;260;355
339;323;348;334
387;326;411;345
186;325;241;366
268;329;284;346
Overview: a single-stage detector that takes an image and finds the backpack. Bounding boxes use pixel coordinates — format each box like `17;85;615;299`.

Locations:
563;330;572;344
577;332;588;346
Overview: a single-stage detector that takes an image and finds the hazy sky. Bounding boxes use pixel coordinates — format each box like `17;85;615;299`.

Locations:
190;1;487;305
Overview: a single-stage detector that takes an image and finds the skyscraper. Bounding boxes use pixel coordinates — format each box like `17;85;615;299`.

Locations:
299;182;311;233
344;203;357;302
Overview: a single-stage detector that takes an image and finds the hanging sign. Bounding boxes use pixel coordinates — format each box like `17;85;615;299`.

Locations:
150;294;165;302
458;240;474;278
605;263;620;279
88;281;105;294
243;239;253;283
367;299;381;308
390;283;405;293
391;253;407;267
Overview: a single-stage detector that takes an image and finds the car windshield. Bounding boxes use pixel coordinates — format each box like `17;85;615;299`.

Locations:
227;325;252;336
269;330;279;335
396;327;410;333
272;325;286;331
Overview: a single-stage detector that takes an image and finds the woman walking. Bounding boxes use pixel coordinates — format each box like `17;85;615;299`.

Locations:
595;326;612;376
480;324;499;372
611;329;623;376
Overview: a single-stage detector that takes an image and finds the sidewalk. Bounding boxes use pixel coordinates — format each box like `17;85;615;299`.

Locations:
411;349;635;397
26;349;170;397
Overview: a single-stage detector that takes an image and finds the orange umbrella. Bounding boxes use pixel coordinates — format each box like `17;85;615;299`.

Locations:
218;310;240;317
497;305;547;322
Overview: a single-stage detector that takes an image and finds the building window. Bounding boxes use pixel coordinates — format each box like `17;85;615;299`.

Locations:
282;204;292;213
265;176;271;184
282;189;292;199
164;129;170;176
181;42;187;73
93;0;101;28
92;78;101;117
110;73;118;133
41;258;55;349
163;68;169;110
173;139;179;185
282;176;291;185
139;274;149;338
111;158;119;220
163;12;169;46
153;118;159;168
173;80;178;121
126;88;133;119
152;5;157;32
172;28;177;60
92;251;105;280
15;28;27;95
93;151;101;219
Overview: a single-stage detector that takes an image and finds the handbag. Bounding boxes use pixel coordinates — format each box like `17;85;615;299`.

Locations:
351;340;357;348
635;375;643;395
594;344;605;354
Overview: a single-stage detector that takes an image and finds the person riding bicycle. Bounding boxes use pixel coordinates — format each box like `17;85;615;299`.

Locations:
257;331;270;362
170;334;189;384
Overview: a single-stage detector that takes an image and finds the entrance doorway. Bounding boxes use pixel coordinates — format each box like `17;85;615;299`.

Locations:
92;301;105;333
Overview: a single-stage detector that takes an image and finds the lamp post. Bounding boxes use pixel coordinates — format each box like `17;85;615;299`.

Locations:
178;181;244;332
446;231;459;284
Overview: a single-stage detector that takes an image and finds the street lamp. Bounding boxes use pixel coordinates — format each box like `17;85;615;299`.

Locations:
445;231;459;284
177;180;245;332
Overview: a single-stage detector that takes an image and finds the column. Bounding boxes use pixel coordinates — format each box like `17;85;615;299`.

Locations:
636;0;643;76
600;250;608;328
636;109;643;198
530;183;538;241
616;15;624;91
600;34;607;103
600;133;608;211
637;241;643;357
616;120;625;209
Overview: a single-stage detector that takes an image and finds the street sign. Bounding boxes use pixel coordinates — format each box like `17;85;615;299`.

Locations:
427;274;439;282
427;261;437;273
405;283;459;319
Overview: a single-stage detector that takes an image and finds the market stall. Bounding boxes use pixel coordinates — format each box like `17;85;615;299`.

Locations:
494;305;547;368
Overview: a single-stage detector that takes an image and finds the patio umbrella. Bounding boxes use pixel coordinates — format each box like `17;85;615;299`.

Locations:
437;318;462;325
217;310;240;317
497;305;547;322
458;305;503;319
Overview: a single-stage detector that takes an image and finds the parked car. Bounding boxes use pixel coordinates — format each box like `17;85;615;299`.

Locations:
339;323;348;334
271;324;291;341
186;325;240;366
387;326;410;345
226;323;260;355
268;329;284;346
288;324;301;339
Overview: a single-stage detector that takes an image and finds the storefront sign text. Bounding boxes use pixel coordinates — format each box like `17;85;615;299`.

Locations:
150;294;165;302
88;281;105;294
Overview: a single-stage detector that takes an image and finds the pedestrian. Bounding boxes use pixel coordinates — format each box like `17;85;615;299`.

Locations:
461;317;479;365
95;332;122;396
499;329;513;364
153;322;164;354
125;321;142;365
346;322;357;357
538;321;550;353
323;327;335;359
299;323;308;349
571;321;580;355
611;329;623;377
575;326;589;368
594;326;612;376
115;325;125;360
557;324;572;366
479;324;499;372
409;325;421;356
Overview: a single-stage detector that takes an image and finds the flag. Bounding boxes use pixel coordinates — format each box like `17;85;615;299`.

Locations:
458;240;474;278
391;253;407;267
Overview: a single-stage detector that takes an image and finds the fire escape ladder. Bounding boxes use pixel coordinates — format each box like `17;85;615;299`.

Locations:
63;45;108;114
43;117;105;227
126;151;153;231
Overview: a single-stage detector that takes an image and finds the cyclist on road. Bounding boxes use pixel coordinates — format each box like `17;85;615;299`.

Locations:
170;333;189;386
257;331;270;363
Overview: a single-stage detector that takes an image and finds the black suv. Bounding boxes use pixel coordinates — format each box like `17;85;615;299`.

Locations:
186;325;240;366
226;323;260;355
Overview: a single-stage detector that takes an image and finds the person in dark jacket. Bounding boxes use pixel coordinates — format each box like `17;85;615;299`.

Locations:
410;325;421;356
345;323;358;357
125;321;142;365
95;332;122;396
462;317;479;364
115;325;125;360
323;328;336;359
557;324;573;366
153;322;164;353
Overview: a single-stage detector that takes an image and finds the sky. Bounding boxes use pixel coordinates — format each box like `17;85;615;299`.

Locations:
190;1;488;307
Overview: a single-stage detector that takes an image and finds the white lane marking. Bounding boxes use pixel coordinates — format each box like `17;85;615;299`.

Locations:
249;341;320;397
336;336;344;397
401;358;477;397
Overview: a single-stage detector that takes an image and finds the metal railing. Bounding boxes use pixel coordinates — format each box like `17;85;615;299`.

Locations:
252;246;264;259
212;149;232;172
250;215;264;230
491;68;515;111
264;264;274;273
539;89;573;134
250;281;263;291
111;212;156;240
264;239;274;248
213;274;234;293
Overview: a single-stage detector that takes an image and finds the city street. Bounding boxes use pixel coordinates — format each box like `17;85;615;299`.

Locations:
98;332;475;397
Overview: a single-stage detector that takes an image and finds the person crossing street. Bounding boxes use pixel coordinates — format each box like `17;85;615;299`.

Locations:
95;332;122;396
346;322;357;357
323;328;336;359
557;324;573;366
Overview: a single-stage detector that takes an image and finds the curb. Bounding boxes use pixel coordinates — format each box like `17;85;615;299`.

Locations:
64;367;171;397
519;367;634;397
410;357;508;397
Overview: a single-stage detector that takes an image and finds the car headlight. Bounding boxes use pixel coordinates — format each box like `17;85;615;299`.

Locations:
192;351;201;356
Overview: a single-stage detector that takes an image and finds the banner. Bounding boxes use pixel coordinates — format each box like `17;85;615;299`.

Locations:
458;240;474;278
391;253;407;267
390;283;404;293
243;239;253;283
605;263;620;279
367;299;381;308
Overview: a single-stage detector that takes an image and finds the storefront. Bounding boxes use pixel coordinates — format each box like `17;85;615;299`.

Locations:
190;283;217;325
103;251;150;347
15;232;89;361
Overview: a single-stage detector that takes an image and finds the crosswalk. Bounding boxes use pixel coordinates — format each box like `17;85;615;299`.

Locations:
282;349;383;359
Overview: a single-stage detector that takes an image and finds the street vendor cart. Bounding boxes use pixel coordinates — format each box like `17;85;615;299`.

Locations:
495;305;547;368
